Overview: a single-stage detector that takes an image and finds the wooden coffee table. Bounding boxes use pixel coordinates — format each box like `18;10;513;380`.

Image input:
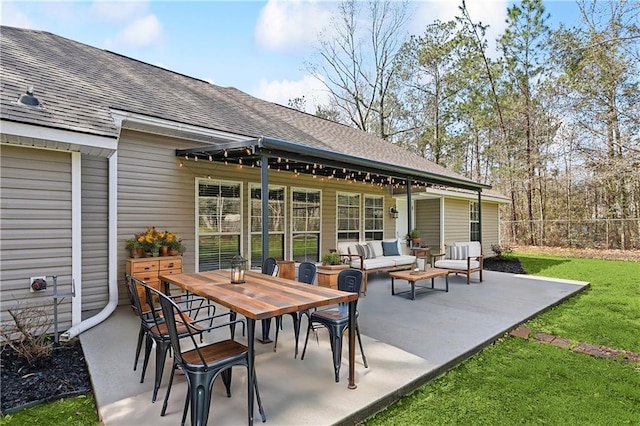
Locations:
390;268;449;300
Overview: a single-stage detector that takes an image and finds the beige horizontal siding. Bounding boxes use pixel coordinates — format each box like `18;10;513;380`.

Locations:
81;154;110;312
0;145;73;331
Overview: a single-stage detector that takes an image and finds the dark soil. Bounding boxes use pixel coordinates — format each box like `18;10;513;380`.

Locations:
482;256;527;274
0;338;91;414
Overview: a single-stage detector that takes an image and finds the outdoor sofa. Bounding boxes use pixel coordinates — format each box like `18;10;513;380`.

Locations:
337;239;416;294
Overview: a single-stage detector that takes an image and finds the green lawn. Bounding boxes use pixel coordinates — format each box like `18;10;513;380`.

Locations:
0;394;99;426
366;253;640;425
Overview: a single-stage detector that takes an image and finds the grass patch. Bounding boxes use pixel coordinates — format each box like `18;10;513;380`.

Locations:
367;338;640;425
366;253;640;425
0;394;99;426
516;253;640;351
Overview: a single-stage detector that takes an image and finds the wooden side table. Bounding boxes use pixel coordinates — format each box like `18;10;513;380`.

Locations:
317;264;349;289
410;247;431;269
276;260;295;280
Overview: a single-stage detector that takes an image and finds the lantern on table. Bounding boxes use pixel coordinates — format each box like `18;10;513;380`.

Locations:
230;255;247;284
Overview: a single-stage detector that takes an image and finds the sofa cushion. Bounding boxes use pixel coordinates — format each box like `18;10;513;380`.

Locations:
435;259;481;270
354;243;375;259
366;242;378;259
382;240;400;256
355;257;395;270
389;255;416;268
369;241;384;257
337;242;356;256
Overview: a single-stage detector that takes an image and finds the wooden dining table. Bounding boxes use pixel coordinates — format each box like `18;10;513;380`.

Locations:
159;269;359;425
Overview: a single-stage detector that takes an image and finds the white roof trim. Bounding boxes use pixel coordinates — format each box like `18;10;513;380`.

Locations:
110;109;249;143
1;120;118;152
425;187;509;203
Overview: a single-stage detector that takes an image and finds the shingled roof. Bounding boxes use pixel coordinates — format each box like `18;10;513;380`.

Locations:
1;25;492;192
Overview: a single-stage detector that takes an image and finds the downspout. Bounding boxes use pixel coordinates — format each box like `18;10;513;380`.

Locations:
61;151;119;340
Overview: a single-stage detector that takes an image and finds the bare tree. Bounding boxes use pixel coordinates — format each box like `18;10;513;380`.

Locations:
306;0;410;140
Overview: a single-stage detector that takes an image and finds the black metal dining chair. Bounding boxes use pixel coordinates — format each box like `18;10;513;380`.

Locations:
125;274;213;377
147;284;267;426
262;257;278;276
300;268;368;382
128;276;227;404
273;262;317;357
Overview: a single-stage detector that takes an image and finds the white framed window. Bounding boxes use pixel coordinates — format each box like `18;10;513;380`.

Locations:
470;201;480;241
291;187;321;262
250;184;286;268
337;192;360;242
197;179;242;271
364;195;384;241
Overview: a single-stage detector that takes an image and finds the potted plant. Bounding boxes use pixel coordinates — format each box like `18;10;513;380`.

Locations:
409;229;421;246
167;237;186;256
321;252;342;266
125;238;143;258
137;227;161;257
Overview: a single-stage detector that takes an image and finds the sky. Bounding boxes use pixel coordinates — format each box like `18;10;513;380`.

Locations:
1;0;583;113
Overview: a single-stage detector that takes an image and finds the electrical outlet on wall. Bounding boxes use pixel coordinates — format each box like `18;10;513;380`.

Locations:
30;276;47;292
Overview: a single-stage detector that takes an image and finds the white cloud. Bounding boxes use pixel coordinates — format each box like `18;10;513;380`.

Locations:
0;3;36;29
411;0;508;56
253;74;331;114
107;14;163;49
90;0;150;22
255;0;334;52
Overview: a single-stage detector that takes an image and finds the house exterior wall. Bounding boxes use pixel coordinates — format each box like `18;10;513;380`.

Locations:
481;202;499;256
415;198;441;249
0;144;73;331
81;154;109;316
442;196;500;256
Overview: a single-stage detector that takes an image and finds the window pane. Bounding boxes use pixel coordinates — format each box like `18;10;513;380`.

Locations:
292;233;319;262
337;192;360;241
250;234;284;268
199;235;240;271
198;180;242;270
364;196;383;239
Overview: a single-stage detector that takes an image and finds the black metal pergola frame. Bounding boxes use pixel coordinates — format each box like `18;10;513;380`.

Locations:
177;136;490;263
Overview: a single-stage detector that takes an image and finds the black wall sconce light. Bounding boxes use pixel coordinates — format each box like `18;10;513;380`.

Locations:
389;206;399;219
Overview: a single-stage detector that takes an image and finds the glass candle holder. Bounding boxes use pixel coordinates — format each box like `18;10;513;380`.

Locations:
230;255;247;284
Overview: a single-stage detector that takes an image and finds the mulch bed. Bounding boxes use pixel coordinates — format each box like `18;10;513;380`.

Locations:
482;256;527;274
0;338;91;414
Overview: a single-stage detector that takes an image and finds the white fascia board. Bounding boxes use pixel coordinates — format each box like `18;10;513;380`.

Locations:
421;187;509;204
110;109;249;142
1;120;117;151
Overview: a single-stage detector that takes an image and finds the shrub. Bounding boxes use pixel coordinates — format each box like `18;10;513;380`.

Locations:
0;301;54;363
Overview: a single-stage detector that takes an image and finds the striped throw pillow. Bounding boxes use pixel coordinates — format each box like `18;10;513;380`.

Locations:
446;245;469;260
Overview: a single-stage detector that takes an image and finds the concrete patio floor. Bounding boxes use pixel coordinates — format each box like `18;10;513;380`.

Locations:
80;270;588;425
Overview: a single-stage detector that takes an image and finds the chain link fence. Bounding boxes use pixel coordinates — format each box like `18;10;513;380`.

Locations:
500;218;640;250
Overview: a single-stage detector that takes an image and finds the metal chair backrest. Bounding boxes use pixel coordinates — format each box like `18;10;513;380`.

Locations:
145;284;204;368
297;262;317;284
262;257;278;276
338;269;363;308
125;274;144;316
